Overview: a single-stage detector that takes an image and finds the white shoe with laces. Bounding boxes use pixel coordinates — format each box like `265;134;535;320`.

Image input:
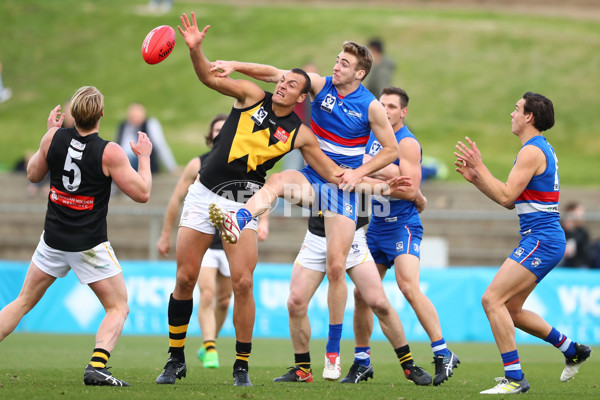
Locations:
480;376;529;394
322;352;341;381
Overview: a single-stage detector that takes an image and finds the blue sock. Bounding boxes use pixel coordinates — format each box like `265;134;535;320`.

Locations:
354;346;370;367
325;324;342;354
544;327;576;357
431;338;451;357
501;350;523;381
236;208;252;230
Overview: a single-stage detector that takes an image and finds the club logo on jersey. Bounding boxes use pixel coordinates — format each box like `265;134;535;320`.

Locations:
531;258;542;268
344;203;353;215
514;247;525;257
273;127;290;143
50;186;94;211
320;94;336;113
368;141;382;156
396;241;404;251
385;216;397;223
250;107;268;126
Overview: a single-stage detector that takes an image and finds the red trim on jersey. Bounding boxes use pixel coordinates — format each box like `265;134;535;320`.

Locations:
516;189;559;203
50;186;95;211
310;122;369;147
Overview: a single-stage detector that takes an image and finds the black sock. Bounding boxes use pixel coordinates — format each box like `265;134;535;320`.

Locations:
395;344;414;370
167;293;193;362
234;341;252;371
295;352;311;374
89;348;110;369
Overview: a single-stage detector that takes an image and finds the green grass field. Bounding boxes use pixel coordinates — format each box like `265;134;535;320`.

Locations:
0;334;597;399
1;1;600;185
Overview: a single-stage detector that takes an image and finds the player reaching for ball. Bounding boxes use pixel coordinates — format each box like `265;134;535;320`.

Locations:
155;12;348;387
455;92;591;394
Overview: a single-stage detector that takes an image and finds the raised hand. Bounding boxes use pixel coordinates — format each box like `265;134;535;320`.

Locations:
454;136;482;169
47;105;65;130
130;131;153;158
177;12;210;50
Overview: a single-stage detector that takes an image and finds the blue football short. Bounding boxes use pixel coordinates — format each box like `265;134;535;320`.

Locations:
508;235;566;282
366;223;423;268
300;165;357;222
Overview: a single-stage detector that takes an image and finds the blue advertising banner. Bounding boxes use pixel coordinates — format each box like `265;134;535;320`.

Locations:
1;261;599;344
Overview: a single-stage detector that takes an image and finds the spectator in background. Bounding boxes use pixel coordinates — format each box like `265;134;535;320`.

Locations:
561;202;594;268
0;62;12;103
365;38;396;98
115;103;178;174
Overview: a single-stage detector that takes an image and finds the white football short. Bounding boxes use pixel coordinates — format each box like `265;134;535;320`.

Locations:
180;181;258;234
32;233;122;285
201;248;230;277
295;227;373;273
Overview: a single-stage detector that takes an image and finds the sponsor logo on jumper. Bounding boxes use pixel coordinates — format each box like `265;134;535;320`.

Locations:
274;127;290;143
50;186;94;210
347;110;362;118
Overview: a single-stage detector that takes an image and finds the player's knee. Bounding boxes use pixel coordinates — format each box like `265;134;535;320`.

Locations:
216;293;231;311
232;275;253;296
481;291;496;312
287;293;308;317
200;286;216;303
326;264;345;281
353;288;367;307
366;296;390;317
177;270;199;294
398;283;417;303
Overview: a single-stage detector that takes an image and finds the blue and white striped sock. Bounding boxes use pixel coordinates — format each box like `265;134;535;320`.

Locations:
501;350;523;381
354;346;371;367
544;327;576;357
431;338;451;357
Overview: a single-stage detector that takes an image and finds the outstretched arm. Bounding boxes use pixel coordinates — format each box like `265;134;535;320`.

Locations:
211;60;285;83
211;61;327;98
455;136;542;209
178;12;264;106
294;124;343;184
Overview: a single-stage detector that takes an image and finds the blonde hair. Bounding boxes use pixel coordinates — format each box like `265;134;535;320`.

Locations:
70;86;104;130
342;41;373;80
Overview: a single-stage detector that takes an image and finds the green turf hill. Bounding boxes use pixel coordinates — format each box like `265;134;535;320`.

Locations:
1;0;599;185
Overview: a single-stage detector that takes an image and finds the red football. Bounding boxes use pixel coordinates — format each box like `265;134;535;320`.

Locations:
142;25;176;65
